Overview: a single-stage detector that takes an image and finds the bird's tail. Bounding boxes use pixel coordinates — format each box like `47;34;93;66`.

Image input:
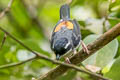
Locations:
60;4;70;20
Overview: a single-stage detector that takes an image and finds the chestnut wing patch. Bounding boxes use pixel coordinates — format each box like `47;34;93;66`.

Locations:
54;21;73;32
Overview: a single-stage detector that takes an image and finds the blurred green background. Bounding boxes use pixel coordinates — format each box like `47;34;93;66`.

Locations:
0;0;120;80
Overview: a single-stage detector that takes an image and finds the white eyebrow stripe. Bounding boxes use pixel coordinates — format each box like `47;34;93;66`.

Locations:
64;41;70;49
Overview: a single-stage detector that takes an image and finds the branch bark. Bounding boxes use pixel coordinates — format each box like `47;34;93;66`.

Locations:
0;56;37;69
38;23;120;80
0;0;13;19
0;33;7;50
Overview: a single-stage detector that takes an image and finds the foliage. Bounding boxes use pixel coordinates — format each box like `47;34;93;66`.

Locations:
0;0;120;80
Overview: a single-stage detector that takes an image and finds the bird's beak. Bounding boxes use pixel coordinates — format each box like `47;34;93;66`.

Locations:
56;54;60;60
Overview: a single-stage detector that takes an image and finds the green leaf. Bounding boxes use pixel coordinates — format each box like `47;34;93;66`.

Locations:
108;17;120;27
109;0;120;11
82;34;118;68
104;57;120;80
116;36;120;57
57;70;77;80
102;59;115;74
95;39;118;68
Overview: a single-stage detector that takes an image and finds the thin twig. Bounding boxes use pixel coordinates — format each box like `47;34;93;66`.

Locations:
0;56;37;69
0;33;7;50
0;27;39;56
0;0;13;19
0;26;108;80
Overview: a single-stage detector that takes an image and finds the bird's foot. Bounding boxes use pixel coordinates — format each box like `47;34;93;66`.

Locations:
73;49;77;55
65;57;71;64
81;40;89;54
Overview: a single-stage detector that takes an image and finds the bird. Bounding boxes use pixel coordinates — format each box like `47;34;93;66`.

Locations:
50;4;89;63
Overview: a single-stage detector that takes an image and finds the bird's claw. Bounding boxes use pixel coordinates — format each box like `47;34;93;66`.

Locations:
81;40;89;54
65;57;71;64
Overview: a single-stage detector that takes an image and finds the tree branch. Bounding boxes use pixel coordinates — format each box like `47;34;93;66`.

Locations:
0;56;37;69
0;26;108;80
0;0;13;19
38;23;120;80
0;33;7;50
